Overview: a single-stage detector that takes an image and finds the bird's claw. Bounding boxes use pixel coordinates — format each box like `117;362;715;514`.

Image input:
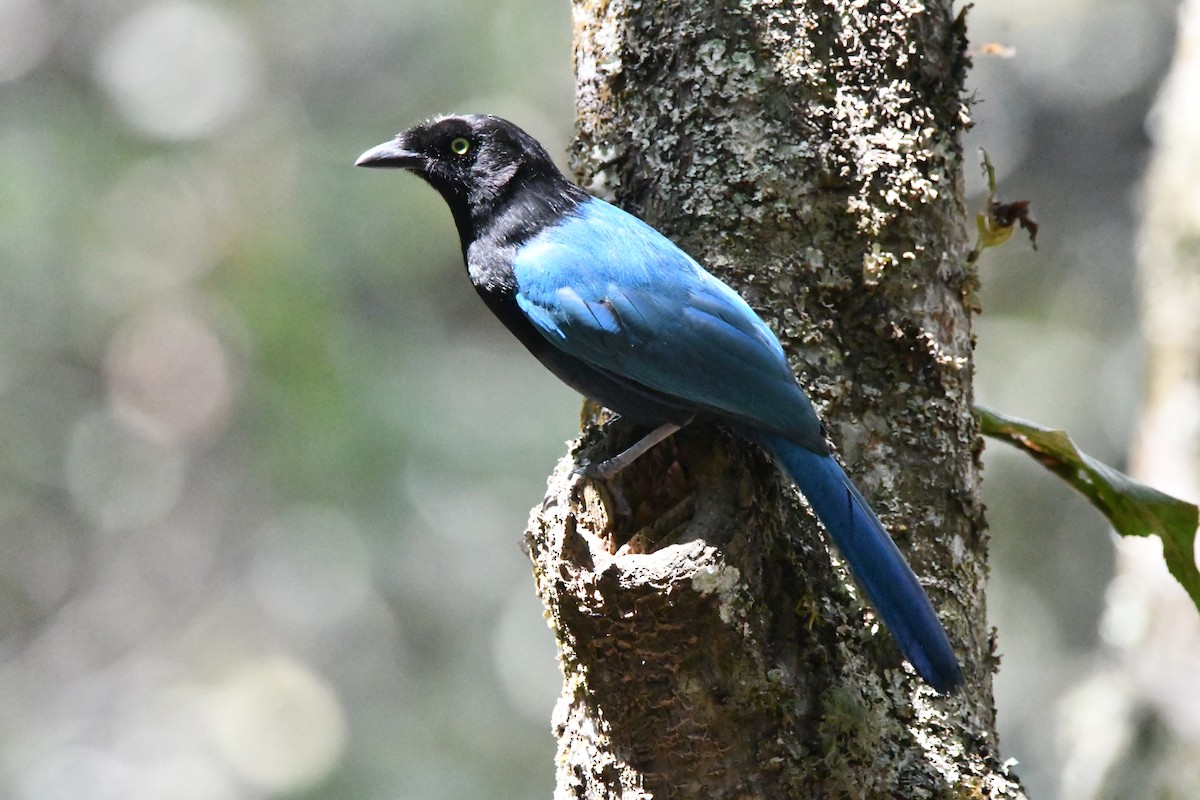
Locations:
571;457;621;481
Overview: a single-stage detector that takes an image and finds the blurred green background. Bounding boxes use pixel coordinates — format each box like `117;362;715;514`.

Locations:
0;0;1183;797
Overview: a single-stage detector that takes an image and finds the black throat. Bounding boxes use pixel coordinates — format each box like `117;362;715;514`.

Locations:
455;169;588;299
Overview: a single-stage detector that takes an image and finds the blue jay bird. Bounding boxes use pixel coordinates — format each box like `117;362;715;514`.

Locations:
356;114;963;694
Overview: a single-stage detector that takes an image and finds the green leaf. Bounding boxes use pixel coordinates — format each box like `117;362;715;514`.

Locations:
978;405;1200;610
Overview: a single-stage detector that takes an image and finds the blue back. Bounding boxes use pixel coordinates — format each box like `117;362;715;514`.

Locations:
512;198;825;452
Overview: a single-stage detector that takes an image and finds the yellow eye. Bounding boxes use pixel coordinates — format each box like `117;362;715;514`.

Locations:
450;137;470;156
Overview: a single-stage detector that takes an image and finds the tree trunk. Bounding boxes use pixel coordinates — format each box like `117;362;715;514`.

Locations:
1061;2;1200;796
525;2;1024;797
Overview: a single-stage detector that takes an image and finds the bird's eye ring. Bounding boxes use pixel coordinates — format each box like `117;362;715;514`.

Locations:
450;137;471;156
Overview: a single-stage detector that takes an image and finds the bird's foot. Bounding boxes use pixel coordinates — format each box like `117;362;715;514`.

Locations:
572;420;688;481
571;455;626;481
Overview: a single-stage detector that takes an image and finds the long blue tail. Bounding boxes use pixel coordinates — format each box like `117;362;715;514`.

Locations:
749;432;963;693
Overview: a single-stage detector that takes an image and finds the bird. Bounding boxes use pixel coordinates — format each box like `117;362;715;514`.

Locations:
356;114;963;694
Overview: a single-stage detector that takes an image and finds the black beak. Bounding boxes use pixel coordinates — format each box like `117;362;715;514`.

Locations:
355;139;423;169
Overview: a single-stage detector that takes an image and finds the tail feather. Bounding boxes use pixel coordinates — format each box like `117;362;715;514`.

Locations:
750;432;963;693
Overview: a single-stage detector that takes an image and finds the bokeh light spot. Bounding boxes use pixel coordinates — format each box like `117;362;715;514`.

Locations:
200;657;346;793
84;159;229;313
65;409;187;531
0;0;53;84
249;505;373;629
15;746;133;800
106;306;233;445
94;1;260;141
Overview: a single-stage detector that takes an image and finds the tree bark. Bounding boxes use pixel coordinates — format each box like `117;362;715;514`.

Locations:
525;1;1024;797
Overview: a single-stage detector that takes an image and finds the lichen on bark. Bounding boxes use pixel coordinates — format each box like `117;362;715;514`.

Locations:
524;1;1026;797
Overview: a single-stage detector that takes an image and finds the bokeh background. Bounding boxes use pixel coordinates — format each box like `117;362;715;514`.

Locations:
0;0;1188;797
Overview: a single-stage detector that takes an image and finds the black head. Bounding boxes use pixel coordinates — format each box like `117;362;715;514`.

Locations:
356;114;576;242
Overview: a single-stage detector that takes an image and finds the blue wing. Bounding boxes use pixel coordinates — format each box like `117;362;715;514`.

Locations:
512;198;825;452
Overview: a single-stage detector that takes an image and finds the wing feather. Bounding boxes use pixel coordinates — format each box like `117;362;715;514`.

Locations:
512;198;826;451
